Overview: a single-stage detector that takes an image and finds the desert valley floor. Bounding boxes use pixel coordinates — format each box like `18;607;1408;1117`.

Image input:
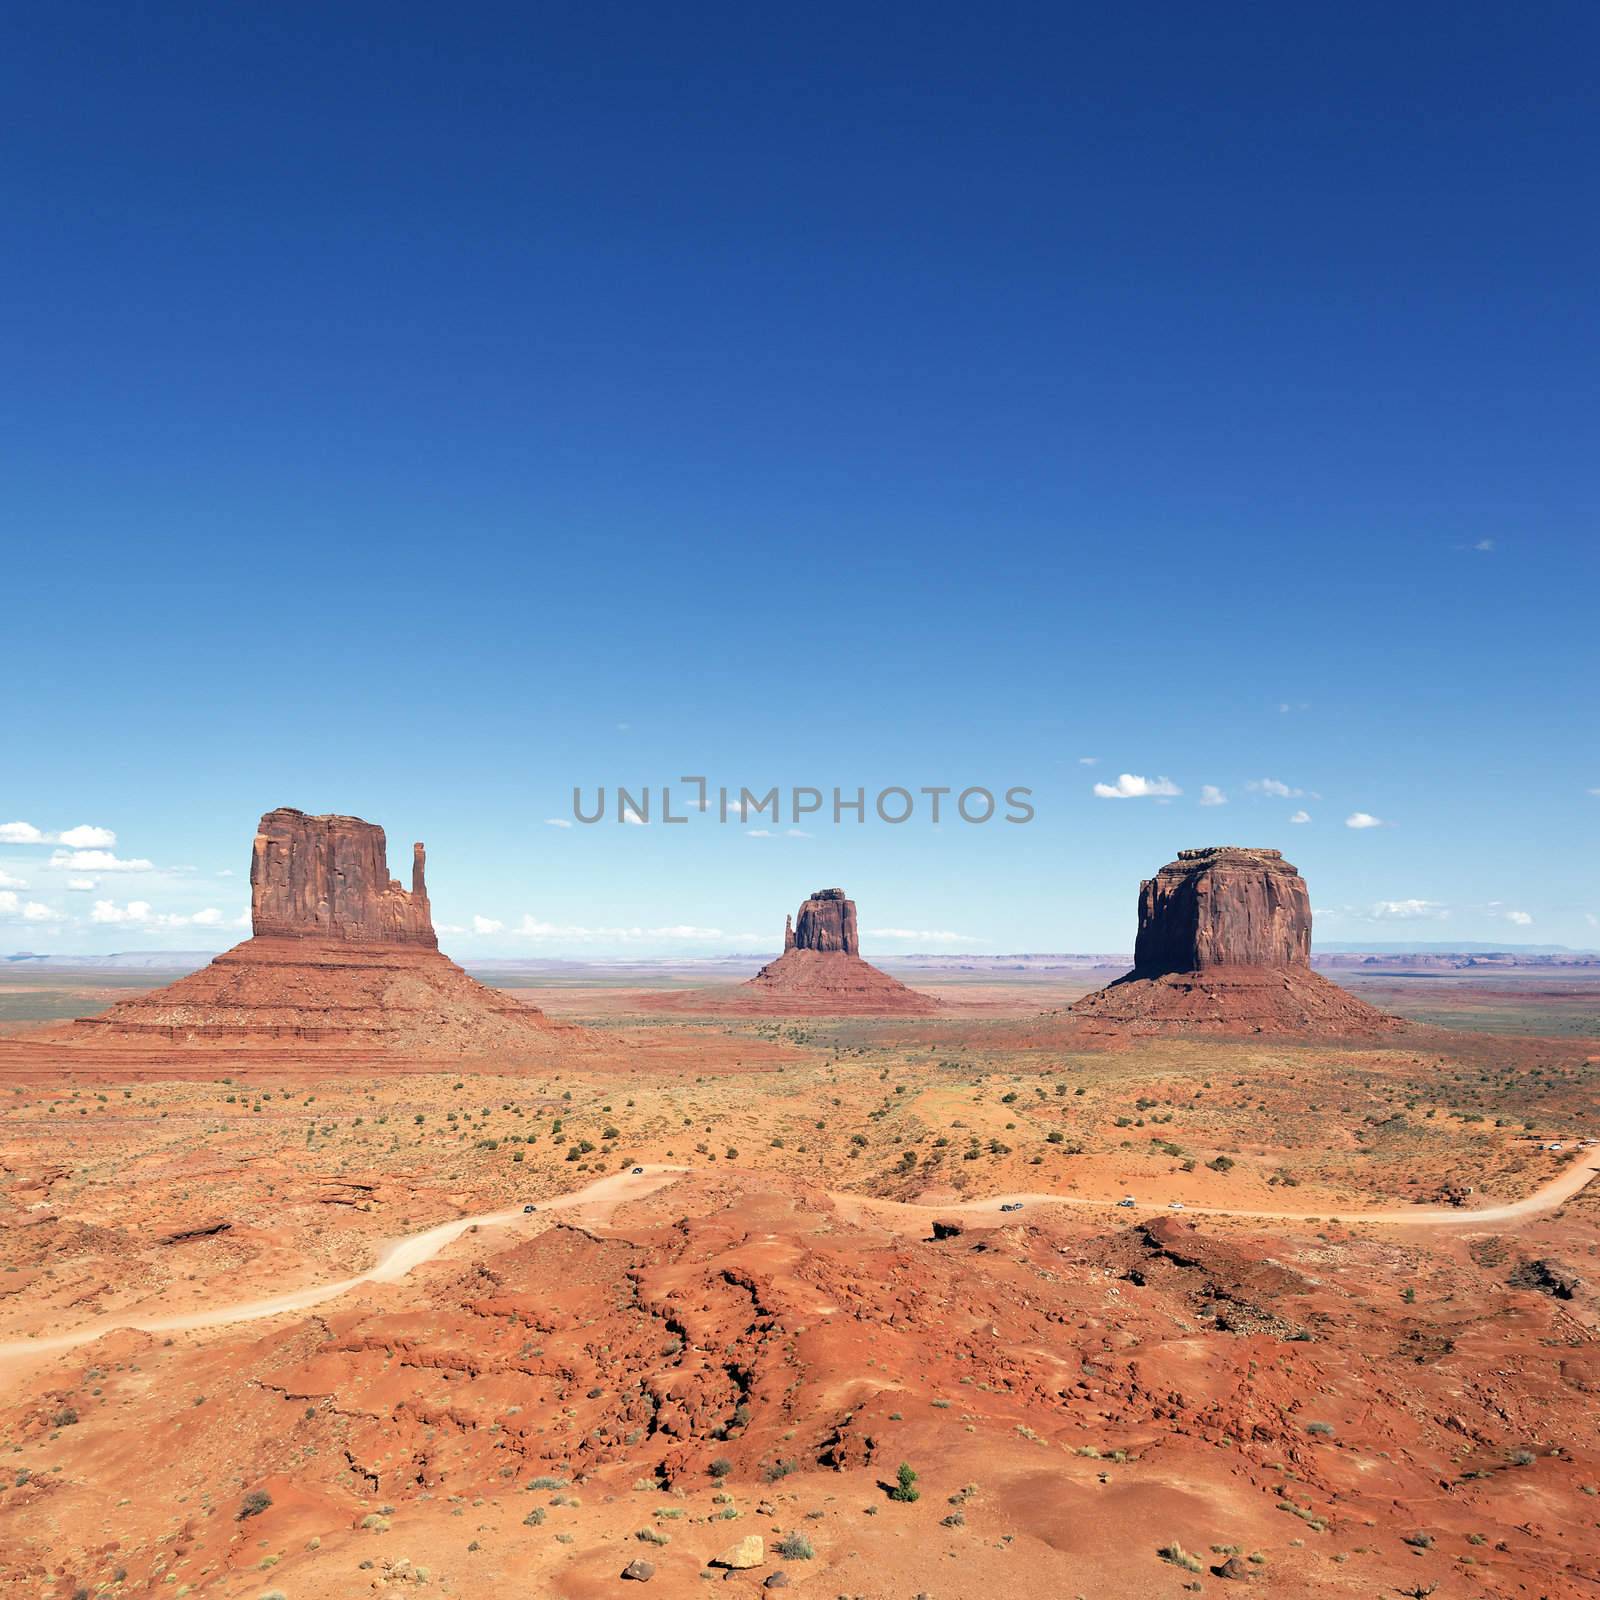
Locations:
1;962;1598;1600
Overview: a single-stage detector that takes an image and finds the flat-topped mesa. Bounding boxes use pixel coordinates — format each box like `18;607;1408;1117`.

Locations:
1133;845;1309;977
791;888;859;955
251;808;436;947
1071;844;1401;1036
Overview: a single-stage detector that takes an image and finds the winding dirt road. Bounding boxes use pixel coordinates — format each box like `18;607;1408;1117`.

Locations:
4;1158;1594;1366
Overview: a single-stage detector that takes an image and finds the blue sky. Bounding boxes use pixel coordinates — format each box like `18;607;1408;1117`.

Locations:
4;2;1596;955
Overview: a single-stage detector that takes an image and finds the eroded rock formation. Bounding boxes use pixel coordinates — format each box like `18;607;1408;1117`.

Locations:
251;808;435;945
1132;847;1308;975
791;888;859;956
55;809;580;1057
1072;847;1400;1036
654;888;940;1015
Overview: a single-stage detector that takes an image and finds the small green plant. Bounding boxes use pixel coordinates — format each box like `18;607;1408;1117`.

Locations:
889;1461;920;1502
708;1457;733;1478
1305;1421;1335;1437
775;1531;814;1559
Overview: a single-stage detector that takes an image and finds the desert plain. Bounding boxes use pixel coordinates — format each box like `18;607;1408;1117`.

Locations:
2;949;1598;1600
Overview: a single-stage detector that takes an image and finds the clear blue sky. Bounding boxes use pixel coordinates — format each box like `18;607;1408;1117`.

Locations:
4;2;1596;955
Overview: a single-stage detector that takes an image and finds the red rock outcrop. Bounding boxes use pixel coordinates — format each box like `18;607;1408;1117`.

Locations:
52;809;581;1057
652;889;941;1015
1072;847;1400;1035
250;808;435;945
791;888;859;955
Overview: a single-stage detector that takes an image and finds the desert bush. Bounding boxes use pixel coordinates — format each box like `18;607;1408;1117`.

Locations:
237;1489;273;1521
889;1462;920;1503
1159;1542;1204;1572
776;1531;815;1559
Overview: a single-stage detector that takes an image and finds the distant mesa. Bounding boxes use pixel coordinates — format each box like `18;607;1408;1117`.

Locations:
50;807;581;1057
657;888;942;1015
1071;846;1401;1035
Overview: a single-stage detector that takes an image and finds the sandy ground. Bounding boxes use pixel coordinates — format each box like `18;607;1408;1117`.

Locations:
2;969;1598;1598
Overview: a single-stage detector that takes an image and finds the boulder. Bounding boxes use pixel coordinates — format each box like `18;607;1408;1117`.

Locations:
712;1534;765;1569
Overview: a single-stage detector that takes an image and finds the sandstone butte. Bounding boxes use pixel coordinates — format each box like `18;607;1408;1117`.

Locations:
47;808;582;1056
1071;845;1401;1035
657;888;943;1015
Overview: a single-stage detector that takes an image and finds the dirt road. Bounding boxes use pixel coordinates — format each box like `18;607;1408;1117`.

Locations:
5;1158;1593;1366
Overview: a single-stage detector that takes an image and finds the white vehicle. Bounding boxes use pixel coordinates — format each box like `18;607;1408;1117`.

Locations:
1169;1200;1185;1210
1117;1196;1136;1208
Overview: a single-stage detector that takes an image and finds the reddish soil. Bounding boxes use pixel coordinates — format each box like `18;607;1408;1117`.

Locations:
1069;964;1404;1036
1;969;1596;1597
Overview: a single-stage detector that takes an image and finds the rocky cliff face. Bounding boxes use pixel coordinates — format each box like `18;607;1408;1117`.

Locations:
1072;845;1400;1036
1133;847;1310;976
791;888;859;956
251;808;436;947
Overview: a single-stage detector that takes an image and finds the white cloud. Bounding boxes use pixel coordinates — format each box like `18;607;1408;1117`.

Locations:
1289;809;1310;824
90;899;224;928
621;808;647;826
1093;773;1181;800
92;899;152;924
1471;538;1495;552
49;849;154;872
22;901;62;922
1504;910;1533;926
786;828;812;838
1586;912;1599;929
66;878;98;891
544;817;573;829
1371;899;1448;920
57;824;116;848
0;869;28;889
1199;785;1227;807
0;822;44;844
472;915;505;935
867;928;969;942
1077;756;1099;766
1247;778;1306;799
0;891;17;914
745;829;774;838
217;868;234;877
1345;812;1384;829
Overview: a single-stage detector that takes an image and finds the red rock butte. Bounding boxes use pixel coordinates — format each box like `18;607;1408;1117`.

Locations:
660;888;942;1015
45;808;581;1057
1071;846;1401;1035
